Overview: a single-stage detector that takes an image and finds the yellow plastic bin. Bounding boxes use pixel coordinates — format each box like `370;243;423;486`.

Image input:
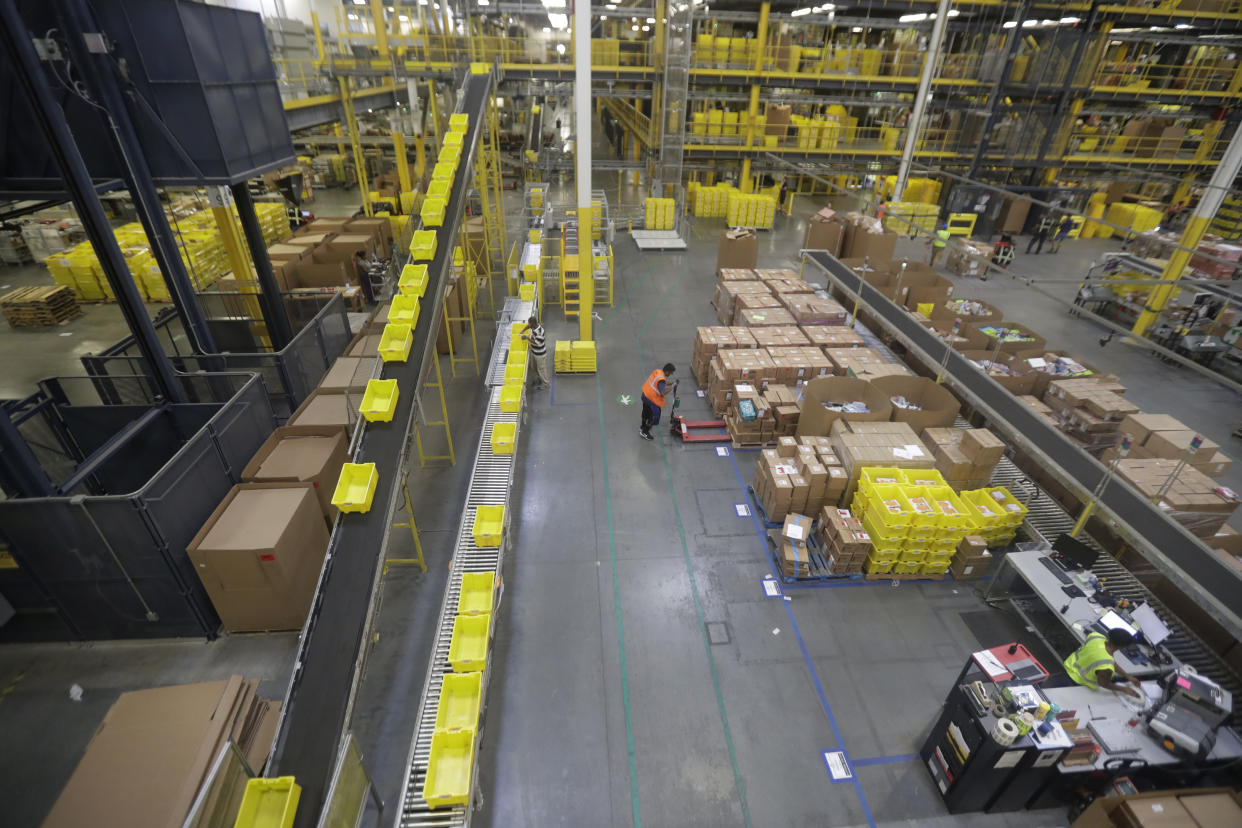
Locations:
389;295;421;328
427;179;451;200
399;263;429;297
421;196;447;227
472;504;504;547
443;131;463;147
435;673;482;732
234;777;300;828
440;144;462;164
448;612;491;672
378;323;414;363
490;422;516;455
331;463;379;513
503;363;526;385
499;384;522;413
519;283;535;301
424;728;477;808
458;572;496;616
432;160;456;181
360;379;399;423
410;230;438;261
449;113;469;131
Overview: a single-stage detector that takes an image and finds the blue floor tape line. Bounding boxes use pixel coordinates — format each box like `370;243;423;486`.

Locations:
724;450;878;828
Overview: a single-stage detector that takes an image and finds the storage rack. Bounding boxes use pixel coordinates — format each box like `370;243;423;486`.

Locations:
394;383;524;826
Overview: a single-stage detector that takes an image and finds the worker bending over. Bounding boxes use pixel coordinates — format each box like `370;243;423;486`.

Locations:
639;363;675;441
1064;628;1142;699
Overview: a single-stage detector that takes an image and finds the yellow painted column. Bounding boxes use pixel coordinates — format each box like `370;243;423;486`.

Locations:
334;123;346;157
414;132;426;183
755;2;770;72
740;158;752;193
311;11;327;62
339;77;374;217
427;80;441;141
579;209;593;342
745;83;760;149
1132;215;1211;336
212;207;252;283
370;0;389;58
1042;98;1083;185
631;133;640;187
393;131;412;194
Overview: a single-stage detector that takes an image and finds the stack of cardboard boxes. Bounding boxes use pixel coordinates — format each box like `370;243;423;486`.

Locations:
951;535;994;580
725;383;775;446
753;438;848;522
1114;459;1238;538
777;514;814;578
1113;413;1234;478
781;294;849;325
1042;378;1140;456
711;280;776;324
828;420;936;503
802;325;866;349
815;507;872;574
691;326;757;386
803;206;845;256
922;427;1007;491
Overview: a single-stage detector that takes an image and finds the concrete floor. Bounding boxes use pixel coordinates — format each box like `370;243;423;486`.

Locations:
3;179;1240;827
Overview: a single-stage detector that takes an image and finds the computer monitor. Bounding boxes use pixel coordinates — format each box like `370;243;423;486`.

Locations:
1132;603;1172;647
1053;534;1098;570
1099;610;1139;638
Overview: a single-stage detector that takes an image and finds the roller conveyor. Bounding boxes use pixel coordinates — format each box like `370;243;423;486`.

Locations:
804;250;1242;641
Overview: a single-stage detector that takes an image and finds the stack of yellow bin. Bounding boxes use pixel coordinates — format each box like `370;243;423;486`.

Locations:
959;487;1027;547
725;192;776;229
554;340;597;373
645;198;676;231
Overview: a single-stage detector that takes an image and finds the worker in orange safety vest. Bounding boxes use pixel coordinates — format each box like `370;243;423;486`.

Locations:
639;363;676;441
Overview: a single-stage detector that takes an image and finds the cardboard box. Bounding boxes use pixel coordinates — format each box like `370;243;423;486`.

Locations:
718;228;759;271
960;350;1037;396
288;389;358;429
960;428;1005;467
872;375;961;431
796;377;893;436
187;483;329;632
782;513;813;545
319;356;379;393
1071;789;1239;828
950;552;993;579
276;260;354;291
1180;791;1242;827
965;320;1046;354
1119;413;1187;447
242;425;350;522
1116;795;1194;828
804;207;844;256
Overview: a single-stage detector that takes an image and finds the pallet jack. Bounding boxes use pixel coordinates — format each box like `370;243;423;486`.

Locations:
668;380;731;444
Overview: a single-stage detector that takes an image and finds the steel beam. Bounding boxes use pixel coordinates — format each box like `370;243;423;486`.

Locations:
967;0;1033;179
230;183;294;349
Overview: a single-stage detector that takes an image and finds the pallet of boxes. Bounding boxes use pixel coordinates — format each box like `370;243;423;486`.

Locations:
754;436;849;577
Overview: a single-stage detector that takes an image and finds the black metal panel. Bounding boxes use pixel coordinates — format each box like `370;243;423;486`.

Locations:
267;69;494;827
0;0;294;196
804;250;1242;628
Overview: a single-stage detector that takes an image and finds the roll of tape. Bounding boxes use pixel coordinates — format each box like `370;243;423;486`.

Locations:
992;718;1020;747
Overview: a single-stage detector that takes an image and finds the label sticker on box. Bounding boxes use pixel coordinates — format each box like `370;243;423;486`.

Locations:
785;523;805;540
735;503;751;517
823;751;853;782
716;446;730;457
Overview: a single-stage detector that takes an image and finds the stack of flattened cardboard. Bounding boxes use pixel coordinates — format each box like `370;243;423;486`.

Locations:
691;326;757;386
754;268;801;282
1114;459;1238;538
42;677;281;828
829;420;935;505
951;535;993;580
1043;378;1140;455
921;427;1005;490
817;507;871;574
1112;413;1233;478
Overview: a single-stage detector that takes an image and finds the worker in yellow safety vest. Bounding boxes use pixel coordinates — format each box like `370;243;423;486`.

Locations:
639;363;675;441
1064;628;1142;698
928;224;950;267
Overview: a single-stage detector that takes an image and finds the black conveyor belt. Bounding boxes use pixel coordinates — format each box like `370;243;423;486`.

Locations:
804;250;1242;634
267;69;494;827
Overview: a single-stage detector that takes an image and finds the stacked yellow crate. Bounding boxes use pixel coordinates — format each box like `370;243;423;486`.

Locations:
958;487;1027;547
851;469;980;577
645;198;676;231
725;192;776;229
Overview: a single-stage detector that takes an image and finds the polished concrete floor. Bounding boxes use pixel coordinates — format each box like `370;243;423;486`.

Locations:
2;184;1241;827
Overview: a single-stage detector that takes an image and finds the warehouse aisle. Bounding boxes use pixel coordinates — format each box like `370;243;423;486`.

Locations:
476;210;1068;827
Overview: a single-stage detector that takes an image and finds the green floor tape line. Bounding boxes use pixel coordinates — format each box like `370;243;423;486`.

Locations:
594;370;644;828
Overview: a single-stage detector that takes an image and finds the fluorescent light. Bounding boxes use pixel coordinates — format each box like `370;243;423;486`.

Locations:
556;43;566;54
646;17;655;23
1002;21;1016;28
899;13;927;23
631;24;638;30
1175;23;1192;29
1060;16;1081;23
791;8;812;17
542;26;550;31
606;2;616;7
851;26;862;33
548;12;568;28
641;24;650;30
479;0;489;5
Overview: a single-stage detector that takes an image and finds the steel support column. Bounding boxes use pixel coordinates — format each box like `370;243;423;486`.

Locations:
895;0;951;200
230;183;295;349
59;0;217;355
0;411;55;497
1028;2;1102;186
0;0;182;403
967;0;1032;179
575;0;593;341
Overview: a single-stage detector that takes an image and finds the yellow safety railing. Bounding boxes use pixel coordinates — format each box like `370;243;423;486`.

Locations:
1092;54;1239;95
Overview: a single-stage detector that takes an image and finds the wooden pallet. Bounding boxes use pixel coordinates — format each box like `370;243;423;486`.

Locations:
863;571;950;582
1;285;82;327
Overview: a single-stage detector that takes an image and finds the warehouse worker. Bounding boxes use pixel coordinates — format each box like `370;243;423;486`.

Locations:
520;315;549;390
639;363;676;441
1049;215;1074;254
928;223;950;266
1064;628;1143;698
1026;212;1055;255
352;250;377;304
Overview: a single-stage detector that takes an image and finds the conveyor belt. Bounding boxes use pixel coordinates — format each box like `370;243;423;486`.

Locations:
485;296;536;387
395;382;523;827
266;69;495;827
804;250;1242;641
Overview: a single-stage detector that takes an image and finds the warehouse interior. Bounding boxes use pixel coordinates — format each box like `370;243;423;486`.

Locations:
3;1;1242;827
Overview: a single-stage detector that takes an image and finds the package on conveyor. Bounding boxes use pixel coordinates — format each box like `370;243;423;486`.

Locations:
1116;414;1233;478
711;279;771;325
1016;395;1061;429
927;320;989;352
823;346;887;377
725;383;775;446
778;514;814;578
767;345;835;386
1113;459;1239;538
921;427;1005;489
708;349;776;413
840;212;898;261
780;294;849;325
800;325;866;350
873;375;962;431
944;239;996;278
731;291;784;324
964;321;1047;354
816;507;871;574
960;351;1038;396
718;228;759;272
717;267;757;282
951;535;994;580
737;306;797;327
691;326;758;386
1043;380;1138;453
828;420;934;504
749;325;809;350
803;207;845;257
1014;349;1114;398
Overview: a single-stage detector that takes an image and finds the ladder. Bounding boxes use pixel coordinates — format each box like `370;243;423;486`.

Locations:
561;219;580;320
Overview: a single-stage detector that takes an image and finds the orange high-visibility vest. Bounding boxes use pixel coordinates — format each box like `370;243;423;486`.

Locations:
642;369;667;407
